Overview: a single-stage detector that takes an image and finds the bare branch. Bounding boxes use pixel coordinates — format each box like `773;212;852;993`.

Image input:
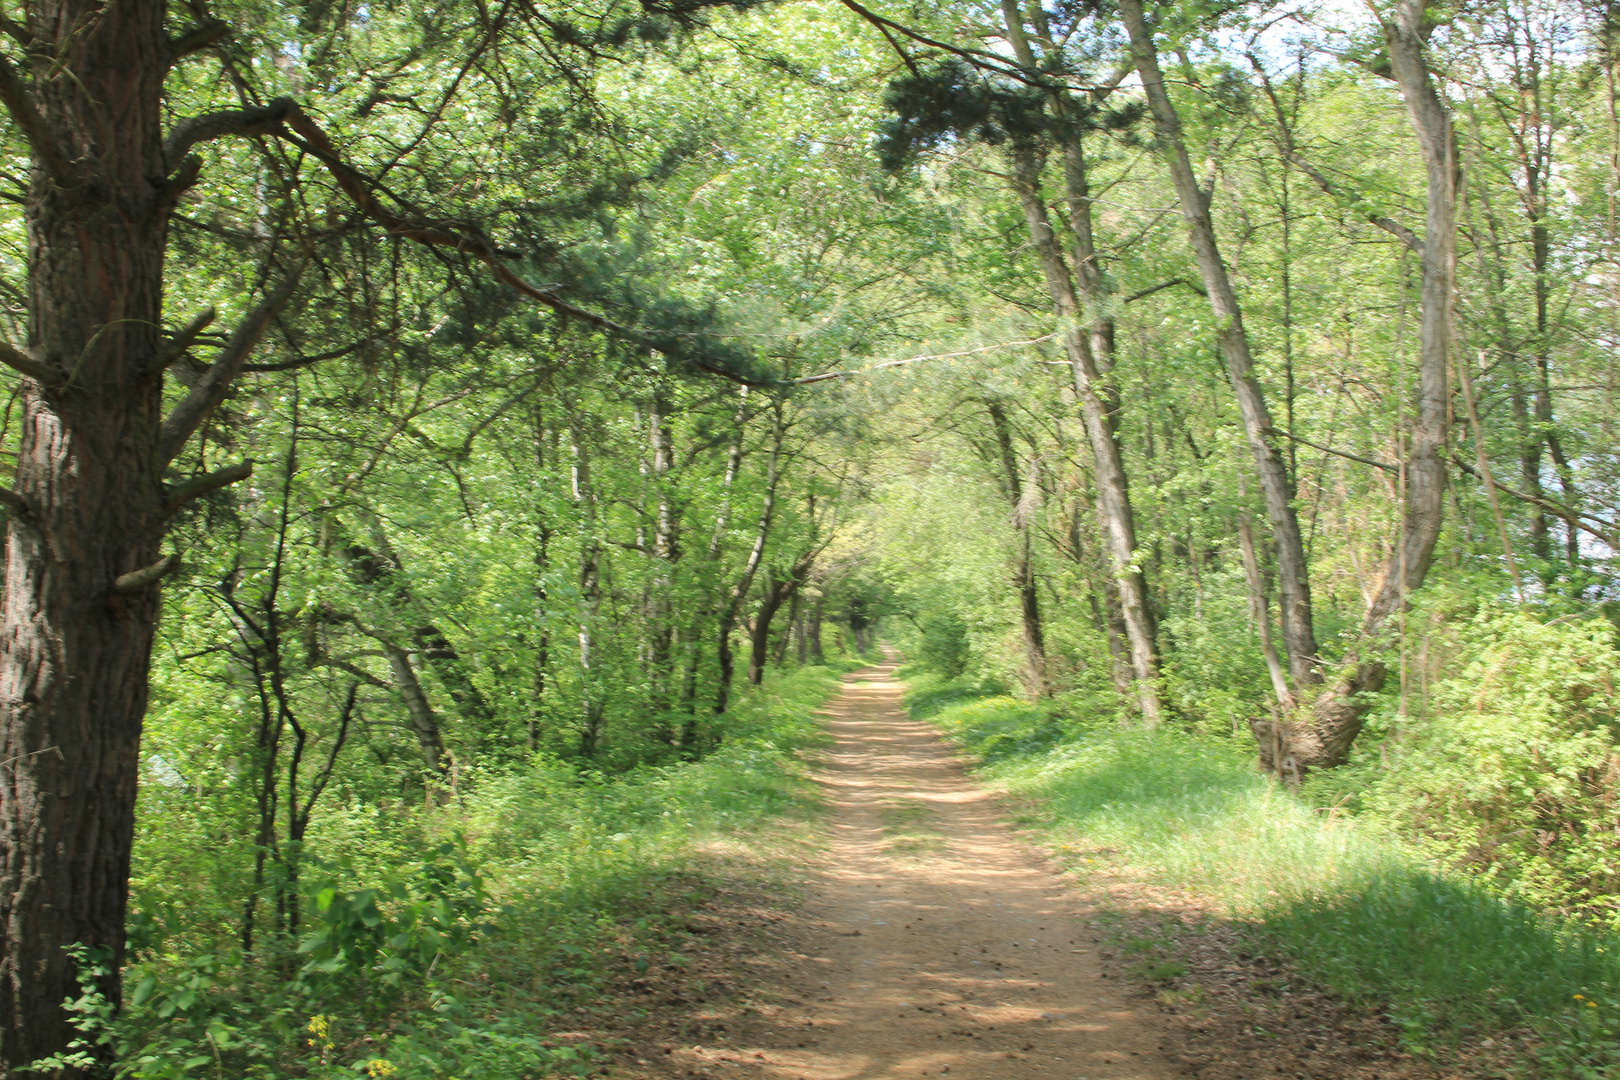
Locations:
163;97;294;175
164;461;253;514
0;340;64;387
834;0;1084;90
148;306;217;378
1268;428;1399;472
159;270;301;464
318;657;392;691
1450;455;1618;550
1283;147;1423;254
113;554;182;593
0;52;78;190
242;338;363;372
1246;53;1423;256
0;485;34;520
168;20;229;62
1123;277;1205;303
793;334;1058;385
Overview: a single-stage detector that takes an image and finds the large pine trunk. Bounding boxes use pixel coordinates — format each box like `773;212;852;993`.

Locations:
0;1;171;1070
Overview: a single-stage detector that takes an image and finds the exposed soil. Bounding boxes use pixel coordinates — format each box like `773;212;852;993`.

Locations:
579;663;1469;1080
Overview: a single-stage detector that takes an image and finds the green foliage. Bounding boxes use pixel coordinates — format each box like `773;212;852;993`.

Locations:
1330;608;1620;926
108;667;837;1078
916;613;972;679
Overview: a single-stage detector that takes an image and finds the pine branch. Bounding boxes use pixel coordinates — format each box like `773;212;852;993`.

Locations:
0;341;63;387
159;270;301;464
148;306;217;378
163;97;295;175
163;461;253;514
0;52;77;191
276;105;774;388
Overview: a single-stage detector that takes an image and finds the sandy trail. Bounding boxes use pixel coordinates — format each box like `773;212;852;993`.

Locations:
670;662;1176;1080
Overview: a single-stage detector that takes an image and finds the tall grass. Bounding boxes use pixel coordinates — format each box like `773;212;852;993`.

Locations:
909;673;1620;1075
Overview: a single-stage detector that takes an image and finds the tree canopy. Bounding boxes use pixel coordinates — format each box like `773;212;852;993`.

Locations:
0;0;1616;1072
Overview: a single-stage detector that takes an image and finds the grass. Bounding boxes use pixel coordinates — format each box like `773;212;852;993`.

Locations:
905;672;1620;1076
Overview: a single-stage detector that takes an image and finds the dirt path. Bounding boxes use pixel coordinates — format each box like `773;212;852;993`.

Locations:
659;662;1177;1080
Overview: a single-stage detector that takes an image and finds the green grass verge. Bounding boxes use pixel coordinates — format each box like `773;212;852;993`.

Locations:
905;672;1620;1077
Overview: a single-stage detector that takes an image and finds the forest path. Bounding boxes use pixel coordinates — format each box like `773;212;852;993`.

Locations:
662;661;1177;1080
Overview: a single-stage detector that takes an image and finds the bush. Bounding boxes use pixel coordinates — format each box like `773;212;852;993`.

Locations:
99;665;841;1079
1346;609;1620;926
917;614;972;679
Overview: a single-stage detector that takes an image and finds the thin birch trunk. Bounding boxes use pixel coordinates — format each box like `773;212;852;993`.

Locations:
1119;0;1321;695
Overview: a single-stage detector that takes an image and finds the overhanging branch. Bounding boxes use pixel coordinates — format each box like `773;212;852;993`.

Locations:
164;461;254;514
276;105;774;388
0;341;64;387
0;52;77;191
159;270;302;464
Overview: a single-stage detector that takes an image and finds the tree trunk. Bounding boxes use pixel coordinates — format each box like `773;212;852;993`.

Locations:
1006;146;1162;723
647;389;680;737
807;597;825;663
750;548;817;686
749;581;791;686
1236;506;1291;707
0;2;176;1068
384;645;450;775
1119;0;1321;693
572;426;605;755
530;403;552;752
985;400;1049;697
716;402;781;714
780;590;802;666
1287;0;1455;774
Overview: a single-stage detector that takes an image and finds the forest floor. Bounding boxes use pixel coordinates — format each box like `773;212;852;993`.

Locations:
568;663;1454;1080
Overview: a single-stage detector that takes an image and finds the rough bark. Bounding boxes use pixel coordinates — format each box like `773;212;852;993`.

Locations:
0;2;179;1068
1119;0;1321;694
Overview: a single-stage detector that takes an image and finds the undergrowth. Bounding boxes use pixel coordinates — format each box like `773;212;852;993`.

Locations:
904;669;1620;1078
83;665;839;1080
